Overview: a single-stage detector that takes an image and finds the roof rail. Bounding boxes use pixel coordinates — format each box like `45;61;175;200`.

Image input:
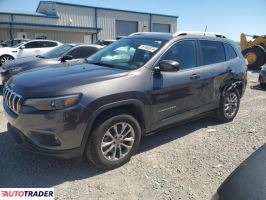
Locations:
129;32;153;36
173;31;226;38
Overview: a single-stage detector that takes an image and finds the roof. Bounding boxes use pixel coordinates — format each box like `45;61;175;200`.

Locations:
129;32;174;40
73;44;104;48
0;9;58;18
128;32;234;42
37;1;178;18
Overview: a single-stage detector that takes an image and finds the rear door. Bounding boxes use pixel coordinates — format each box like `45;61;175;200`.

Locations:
150;39;203;129
38;41;58;55
197;40;227;112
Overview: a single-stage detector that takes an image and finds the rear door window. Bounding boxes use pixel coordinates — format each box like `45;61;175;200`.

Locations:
160;40;197;70
224;43;238;60
24;41;40;49
39;41;58;48
199;40;226;65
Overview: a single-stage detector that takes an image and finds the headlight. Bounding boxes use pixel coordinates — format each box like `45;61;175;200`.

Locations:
23;94;81;111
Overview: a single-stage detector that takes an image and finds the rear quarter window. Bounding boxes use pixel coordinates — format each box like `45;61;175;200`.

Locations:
199;40;226;65
224;43;238;60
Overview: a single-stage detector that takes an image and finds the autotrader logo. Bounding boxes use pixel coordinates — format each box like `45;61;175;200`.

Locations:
0;188;54;200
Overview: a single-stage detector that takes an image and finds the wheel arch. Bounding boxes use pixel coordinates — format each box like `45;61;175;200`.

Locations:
0;54;15;59
80;99;149;154
221;79;244;99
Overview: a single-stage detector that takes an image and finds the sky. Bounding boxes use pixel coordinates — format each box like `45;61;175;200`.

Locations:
0;0;265;41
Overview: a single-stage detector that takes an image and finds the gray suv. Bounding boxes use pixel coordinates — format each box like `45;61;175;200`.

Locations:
3;32;247;169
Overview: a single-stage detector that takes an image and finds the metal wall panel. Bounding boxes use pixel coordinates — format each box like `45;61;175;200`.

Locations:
0;28;10;41
55;4;95;27
152;23;170;33
116;20;138;37
97;9;150;40
151;15;177;33
11;28;84;43
13;15;58;25
0;14;11;22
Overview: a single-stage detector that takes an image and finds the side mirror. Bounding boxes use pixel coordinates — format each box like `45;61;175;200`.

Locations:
155;60;180;72
19;45;25;49
60;55;73;62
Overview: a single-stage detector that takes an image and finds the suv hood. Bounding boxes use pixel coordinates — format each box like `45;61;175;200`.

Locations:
9;62;129;96
2;56;43;70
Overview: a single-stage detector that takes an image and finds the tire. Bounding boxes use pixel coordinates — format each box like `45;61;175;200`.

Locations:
242;46;266;68
216;89;240;122
0;55;14;66
259;74;266;86
85;110;141;169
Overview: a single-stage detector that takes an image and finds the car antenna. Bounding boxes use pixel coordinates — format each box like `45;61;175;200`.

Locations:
204;25;207;36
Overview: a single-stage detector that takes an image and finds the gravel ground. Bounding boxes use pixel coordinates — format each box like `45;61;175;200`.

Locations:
0;71;265;200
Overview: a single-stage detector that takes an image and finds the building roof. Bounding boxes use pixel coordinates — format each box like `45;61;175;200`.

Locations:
37;1;178;18
0;9;58;18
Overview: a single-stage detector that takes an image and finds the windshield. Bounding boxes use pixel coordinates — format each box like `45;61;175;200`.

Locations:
12;41;25;48
41;44;73;58
87;38;167;70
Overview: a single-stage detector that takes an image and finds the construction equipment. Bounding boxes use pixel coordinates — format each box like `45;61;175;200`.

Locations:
240;33;266;68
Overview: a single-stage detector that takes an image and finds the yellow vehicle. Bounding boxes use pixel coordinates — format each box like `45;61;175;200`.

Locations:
240;33;266;68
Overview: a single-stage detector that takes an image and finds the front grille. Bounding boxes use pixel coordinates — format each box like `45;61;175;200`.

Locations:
3;84;22;114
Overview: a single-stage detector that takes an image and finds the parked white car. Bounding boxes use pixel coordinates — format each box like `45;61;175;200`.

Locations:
0;40;62;65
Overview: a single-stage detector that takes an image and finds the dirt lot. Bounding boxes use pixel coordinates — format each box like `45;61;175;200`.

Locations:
0;71;265;200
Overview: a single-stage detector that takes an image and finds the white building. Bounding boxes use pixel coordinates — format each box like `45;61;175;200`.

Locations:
0;1;178;44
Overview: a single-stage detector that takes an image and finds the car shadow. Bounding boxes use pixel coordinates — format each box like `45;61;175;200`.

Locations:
0;85;3;95
250;84;266;91
0;117;218;188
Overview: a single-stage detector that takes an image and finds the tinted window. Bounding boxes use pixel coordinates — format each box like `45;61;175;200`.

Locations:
199;40;225;65
160;40;197;70
69;47;99;59
39;41;57;48
25;41;40;49
224;43;237;60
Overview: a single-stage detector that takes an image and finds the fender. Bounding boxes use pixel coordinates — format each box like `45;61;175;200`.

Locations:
80;99;150;153
222;80;243;97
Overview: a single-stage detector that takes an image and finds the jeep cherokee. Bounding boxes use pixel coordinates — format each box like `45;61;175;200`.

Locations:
3;32;247;169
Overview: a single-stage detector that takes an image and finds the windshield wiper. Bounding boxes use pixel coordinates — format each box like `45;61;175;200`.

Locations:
36;55;45;58
87;60;115;68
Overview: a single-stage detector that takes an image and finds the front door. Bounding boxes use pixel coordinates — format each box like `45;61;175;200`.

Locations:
149;39;203;130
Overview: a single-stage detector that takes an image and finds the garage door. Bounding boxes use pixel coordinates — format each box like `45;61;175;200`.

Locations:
152;23;171;33
116;20;138;37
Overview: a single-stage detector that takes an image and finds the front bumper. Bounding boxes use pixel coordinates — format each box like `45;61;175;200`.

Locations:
0;71;10;84
3;100;88;159
8;123;82;159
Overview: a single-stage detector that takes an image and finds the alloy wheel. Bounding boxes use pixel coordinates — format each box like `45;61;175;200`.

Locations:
101;122;135;161
224;92;238;118
0;56;12;65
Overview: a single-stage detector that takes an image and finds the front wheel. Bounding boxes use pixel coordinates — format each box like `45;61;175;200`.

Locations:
85;111;141;169
216;90;240;122
0;55;14;66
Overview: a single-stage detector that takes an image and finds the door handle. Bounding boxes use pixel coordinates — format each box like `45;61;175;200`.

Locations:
190;73;200;80
226;67;233;72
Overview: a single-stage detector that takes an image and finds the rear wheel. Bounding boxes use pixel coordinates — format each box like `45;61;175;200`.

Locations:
0;55;14;65
242;45;266;68
216;89;240;122
85;111;141;169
